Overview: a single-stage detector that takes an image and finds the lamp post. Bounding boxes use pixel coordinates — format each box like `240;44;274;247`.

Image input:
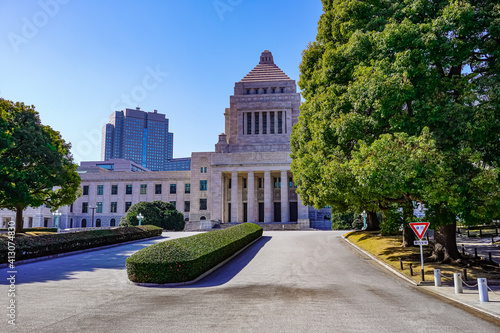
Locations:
89;206;96;228
137;213;144;226
53;210;62;233
362;210;367;230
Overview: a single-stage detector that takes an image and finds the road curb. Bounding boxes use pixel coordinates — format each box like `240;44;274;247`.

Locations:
130;235;264;287
0;235;164;269
341;234;417;286
342;234;500;323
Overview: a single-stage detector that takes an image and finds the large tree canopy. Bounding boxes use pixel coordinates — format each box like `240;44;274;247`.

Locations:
0;99;81;233
291;0;500;261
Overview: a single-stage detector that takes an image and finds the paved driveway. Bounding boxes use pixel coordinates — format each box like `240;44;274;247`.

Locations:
2;231;499;332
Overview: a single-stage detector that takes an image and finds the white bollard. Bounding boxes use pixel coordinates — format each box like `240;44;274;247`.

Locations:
434;269;441;287
478;278;489;302
454;273;463;294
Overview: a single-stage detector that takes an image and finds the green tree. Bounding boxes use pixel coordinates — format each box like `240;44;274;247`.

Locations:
291;0;500;261
119;201;185;231
0;99;81;233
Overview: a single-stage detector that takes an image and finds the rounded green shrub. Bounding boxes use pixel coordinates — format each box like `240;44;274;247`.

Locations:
126;223;263;284
119;201;185;231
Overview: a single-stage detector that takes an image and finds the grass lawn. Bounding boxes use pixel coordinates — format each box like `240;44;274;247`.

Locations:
345;231;500;284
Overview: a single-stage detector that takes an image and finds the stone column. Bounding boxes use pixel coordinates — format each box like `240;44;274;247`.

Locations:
247;171;255;223
258;112;263;136
211;171;222;222
231;171;238;222
298;194;309;220
274;112;278;135
264;170;272;222
281;170;289;223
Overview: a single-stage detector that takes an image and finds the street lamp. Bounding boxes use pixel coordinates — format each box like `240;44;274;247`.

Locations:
361;210;367;230
53;210;62;233
137;213;144;226
89;206;96;228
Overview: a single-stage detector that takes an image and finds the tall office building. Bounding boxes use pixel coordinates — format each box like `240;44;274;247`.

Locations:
101;107;182;171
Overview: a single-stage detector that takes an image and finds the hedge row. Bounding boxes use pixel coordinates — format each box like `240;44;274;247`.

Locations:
126;223;263;284
0;225;162;263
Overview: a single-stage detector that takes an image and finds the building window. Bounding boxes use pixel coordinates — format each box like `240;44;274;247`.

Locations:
125;202;132;212
255;113;259;134
70;204;73;213
126;185;133;195
170;201;176;207
185;183;190;194
281;87;285;93
200;199;207;210
278;111;283;134
258;178;262;188
111;185;118;195
110;218;116;227
170;184;177;194
184;201;190;212
83;186;89;195
274;177;281;188
204;167;207;173
243;178;247;189
263;88;267;94
155;184;162;194
97;185;104;195
246;89;250;95
110;202;117;213
247;113;252;135
200;167;203;173
270;112;275;134
200;180;208;191
96;202;103;213
272;87;276;94
96;218;101;227
140;184;147;194
82;202;88;213
255;88;259;94
262;112;267;134
81;219;87;228
228;178;231;189
289;177;294;188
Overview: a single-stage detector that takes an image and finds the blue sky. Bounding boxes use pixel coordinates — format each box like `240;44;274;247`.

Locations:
0;0;323;163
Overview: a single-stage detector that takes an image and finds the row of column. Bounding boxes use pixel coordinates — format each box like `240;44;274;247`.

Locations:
229;170;293;223
243;111;285;135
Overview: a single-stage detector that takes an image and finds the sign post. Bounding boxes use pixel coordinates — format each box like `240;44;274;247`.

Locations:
410;222;430;280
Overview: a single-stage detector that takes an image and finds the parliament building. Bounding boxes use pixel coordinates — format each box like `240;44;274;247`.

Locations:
0;51;331;230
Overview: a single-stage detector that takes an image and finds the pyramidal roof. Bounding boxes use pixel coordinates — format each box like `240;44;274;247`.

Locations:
239;50;291;83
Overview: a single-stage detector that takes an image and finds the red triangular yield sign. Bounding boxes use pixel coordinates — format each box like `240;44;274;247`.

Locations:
409;222;430;240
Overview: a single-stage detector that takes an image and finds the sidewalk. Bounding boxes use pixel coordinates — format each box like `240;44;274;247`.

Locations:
457;235;500;264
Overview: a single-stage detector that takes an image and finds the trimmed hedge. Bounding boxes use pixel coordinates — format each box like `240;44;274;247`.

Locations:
126;223;263;284
0;225;162;263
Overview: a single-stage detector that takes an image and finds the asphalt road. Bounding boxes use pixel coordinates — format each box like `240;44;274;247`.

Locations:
2;231;499;332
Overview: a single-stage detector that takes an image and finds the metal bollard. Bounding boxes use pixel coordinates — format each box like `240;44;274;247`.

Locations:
462;244;465;256
489;252;493;263
475;248;478;259
409;263;413;276
478;278;489;302
467;230;470;237
421;269;425;282
463;268;468;281
399;258;403;270
454;273;463;294
434;269;441;287
492;236;495;245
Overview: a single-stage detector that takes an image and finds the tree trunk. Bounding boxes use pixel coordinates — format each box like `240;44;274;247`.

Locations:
430;221;461;263
15;206;24;234
365;211;380;231
401;201;415;247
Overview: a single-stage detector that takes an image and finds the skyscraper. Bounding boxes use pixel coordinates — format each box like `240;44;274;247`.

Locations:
101;107;176;171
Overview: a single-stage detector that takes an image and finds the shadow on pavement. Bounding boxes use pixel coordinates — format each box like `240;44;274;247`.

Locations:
0;237;170;284
173;236;272;289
